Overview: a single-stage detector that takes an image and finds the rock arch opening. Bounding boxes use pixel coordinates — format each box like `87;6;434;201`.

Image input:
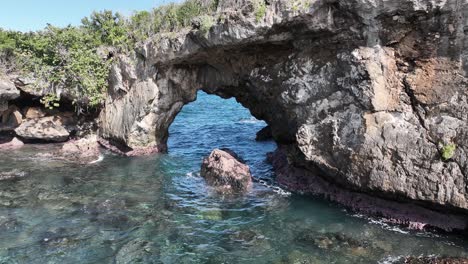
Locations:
167;90;277;176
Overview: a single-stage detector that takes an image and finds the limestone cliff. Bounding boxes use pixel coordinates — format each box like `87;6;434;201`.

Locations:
99;0;468;228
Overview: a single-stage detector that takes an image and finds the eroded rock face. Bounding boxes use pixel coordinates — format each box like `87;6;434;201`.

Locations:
201;149;252;193
99;0;468;223
0;77;19;112
0;105;22;131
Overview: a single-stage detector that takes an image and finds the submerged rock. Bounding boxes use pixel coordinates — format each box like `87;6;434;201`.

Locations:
201;149;252;193
61;135;101;163
15;116;70;142
115;239;154;264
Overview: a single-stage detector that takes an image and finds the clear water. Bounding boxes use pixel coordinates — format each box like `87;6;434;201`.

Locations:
0;91;467;264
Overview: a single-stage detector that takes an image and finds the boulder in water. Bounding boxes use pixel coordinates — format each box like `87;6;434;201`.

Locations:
201;149;252;193
61;135;101;162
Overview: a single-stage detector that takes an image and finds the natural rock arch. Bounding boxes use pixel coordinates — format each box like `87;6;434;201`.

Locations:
98;0;468;227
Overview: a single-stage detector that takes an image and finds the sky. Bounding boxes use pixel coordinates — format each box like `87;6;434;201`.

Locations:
0;0;178;32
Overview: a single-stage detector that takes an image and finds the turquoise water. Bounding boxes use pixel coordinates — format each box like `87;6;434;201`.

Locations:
0;91;467;263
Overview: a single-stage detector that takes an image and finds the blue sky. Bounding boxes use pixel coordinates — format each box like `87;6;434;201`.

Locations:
0;0;178;32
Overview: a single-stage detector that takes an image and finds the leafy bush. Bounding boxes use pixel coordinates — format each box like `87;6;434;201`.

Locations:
11;24;113;109
40;93;60;109
81;10;129;48
199;15;215;36
1;0;220;113
0;29;17;54
254;0;267;22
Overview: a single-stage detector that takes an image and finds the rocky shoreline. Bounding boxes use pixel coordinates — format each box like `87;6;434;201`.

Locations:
267;146;468;233
1;0;467;238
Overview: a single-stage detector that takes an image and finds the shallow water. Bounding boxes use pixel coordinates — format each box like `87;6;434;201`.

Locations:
0;91;467;264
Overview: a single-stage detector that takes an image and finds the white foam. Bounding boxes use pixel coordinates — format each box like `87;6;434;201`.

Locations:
352;213;410;234
257;179;291;196
186;171;200;178
89;155;104;164
238;117;264;124
378;256;404;264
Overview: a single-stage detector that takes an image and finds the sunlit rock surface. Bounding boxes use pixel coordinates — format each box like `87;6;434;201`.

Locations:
201;148;253;193
15;116;71;143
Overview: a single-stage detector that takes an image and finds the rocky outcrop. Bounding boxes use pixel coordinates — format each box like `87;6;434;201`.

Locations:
15;116;70;142
99;0;468;228
201;149;252;193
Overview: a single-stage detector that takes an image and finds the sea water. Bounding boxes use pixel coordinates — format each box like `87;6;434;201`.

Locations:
0;91;466;263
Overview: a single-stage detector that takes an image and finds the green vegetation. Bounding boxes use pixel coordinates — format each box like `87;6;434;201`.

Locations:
291;0;312;12
40;93;60;110
254;0;267;22
0;0;219;113
199;15;215;36
441;143;456;161
0;29;16;54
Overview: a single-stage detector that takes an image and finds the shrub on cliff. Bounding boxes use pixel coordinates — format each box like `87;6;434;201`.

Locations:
0;29;16;55
128;0;217;42
12;25;113;110
0;0;220;113
0;15;119;111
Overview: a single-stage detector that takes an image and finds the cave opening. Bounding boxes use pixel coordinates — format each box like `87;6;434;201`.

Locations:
167;90;277;179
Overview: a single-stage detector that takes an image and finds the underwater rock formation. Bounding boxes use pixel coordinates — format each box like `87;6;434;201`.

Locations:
95;0;467;228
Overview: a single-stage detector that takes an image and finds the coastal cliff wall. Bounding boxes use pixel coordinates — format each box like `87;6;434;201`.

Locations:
98;0;468;227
